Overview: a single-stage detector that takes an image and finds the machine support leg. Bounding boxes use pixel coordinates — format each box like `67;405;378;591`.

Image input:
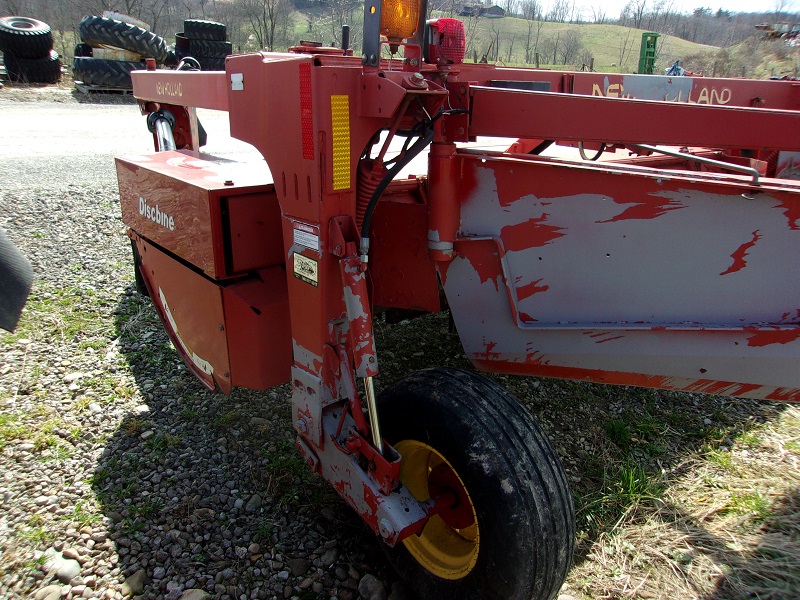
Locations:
363;376;384;455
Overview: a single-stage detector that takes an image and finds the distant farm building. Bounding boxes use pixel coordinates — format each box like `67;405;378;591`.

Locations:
459;4;506;18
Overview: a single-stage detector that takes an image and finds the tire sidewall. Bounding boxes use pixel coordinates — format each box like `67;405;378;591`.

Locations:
379;373;536;599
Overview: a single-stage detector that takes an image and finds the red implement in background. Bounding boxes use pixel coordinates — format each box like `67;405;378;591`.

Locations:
116;6;800;599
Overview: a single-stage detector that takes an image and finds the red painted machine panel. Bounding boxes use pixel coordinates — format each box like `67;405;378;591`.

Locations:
226;192;284;273
117;151;278;278
223;267;292;389
132;235;231;392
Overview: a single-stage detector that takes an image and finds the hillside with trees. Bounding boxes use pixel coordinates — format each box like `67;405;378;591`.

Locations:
1;0;798;77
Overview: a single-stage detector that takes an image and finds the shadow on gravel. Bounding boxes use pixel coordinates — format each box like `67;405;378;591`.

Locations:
93;285;401;600
70;89;137;106
98;283;793;599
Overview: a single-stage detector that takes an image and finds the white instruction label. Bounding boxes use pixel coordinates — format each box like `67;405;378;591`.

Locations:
293;222;320;251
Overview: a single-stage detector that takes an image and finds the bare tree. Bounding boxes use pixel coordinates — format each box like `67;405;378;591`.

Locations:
505;33;516;62
590;4;606;23
520;0;543;64
325;0;360;49
540;31;560;63
559;29;583;64
463;14;480;61
547;0;569;23
617;28;635;70
243;0;293;51
489;22;502;62
504;0;520;17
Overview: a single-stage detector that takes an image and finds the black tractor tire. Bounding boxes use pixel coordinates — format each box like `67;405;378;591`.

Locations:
74;42;93;57
163;48;178;67
188;39;231;59
183;19;226;41
0;16;53;58
196;56;226;71
71;56;144;89
78;15;168;63
3;50;61;83
130;240;149;298
378;368;575;600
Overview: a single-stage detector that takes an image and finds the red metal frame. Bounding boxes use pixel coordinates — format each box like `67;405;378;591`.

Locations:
120;37;800;550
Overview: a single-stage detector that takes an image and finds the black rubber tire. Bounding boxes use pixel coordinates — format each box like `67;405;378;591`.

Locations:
195;55;226;71
74;42;93;57
78;15;167;63
0;16;53;58
163;48;178;67
3;50;61;83
183;19;226;41
378;368;575;600
188;39;231;58
0;227;33;333
130;240;149;298
71;56;144;89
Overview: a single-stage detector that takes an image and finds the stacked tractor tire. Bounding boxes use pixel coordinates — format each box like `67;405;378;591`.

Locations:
0;16;61;84
175;20;231;71
72;14;172;90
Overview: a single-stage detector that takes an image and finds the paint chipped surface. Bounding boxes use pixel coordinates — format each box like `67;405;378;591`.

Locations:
746;327;800;347
596;193;684;223
441;153;800;400
500;478;514;494
720;230;761;276
292;340;323;372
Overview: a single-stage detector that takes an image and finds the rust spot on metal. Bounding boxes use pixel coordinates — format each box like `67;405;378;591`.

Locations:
720;230;761;276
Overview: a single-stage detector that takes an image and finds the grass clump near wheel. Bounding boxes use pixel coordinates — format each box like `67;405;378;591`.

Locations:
3;49;61;83
378;367;575;600
0;16;53;58
78;15;167;63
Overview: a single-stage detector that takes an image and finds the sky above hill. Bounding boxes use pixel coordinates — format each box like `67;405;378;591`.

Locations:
550;0;794;20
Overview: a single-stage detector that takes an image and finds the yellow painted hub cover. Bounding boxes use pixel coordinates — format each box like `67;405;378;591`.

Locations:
396;440;479;580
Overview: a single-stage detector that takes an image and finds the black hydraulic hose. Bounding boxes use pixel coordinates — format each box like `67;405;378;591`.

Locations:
358;127;435;260
358;108;469;262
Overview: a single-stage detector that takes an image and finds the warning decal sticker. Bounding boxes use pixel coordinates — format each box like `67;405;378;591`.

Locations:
293;253;318;287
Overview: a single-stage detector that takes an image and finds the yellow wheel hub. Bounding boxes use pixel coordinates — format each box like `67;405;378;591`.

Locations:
396;440;479;580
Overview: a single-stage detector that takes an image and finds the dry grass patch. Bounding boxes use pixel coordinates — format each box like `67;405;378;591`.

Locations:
567;406;800;599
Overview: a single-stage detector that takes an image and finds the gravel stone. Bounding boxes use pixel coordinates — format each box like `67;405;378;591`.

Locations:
34;584;62;600
121;569;147;596
358;574;386;600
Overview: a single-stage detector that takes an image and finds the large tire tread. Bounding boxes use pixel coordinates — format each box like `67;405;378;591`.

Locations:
183;19;226;41
78;15;167;63
3;50;61;83
72;56;143;89
188;39;231;58
0;16;53;58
